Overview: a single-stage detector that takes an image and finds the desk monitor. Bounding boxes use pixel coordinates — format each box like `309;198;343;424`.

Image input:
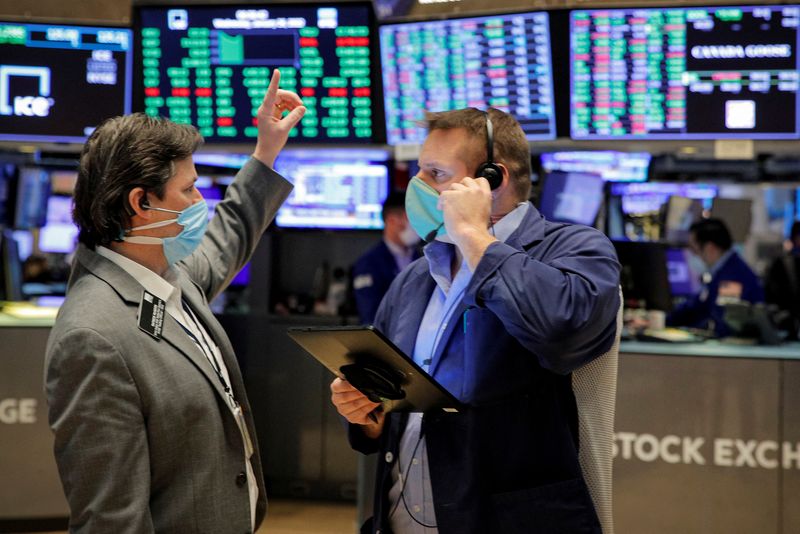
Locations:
38;194;78;254
711;197;753;243
570;5;800;139
0;229;23;301
13;167;50;230
665;246;697;297
0;163;14;227
135;3;378;143
663;195;703;244
287;325;462;413
538;171;604;226
379;10;556;145
0;21;132;143
613;240;673;311
273;148;390;230
539;151;651;183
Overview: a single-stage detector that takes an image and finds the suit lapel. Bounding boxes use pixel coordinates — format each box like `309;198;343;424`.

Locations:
75;245;235;406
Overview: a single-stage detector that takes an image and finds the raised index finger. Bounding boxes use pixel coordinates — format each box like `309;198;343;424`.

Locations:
259;69;281;113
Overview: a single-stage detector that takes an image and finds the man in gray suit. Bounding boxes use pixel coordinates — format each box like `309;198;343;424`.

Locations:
44;71;305;533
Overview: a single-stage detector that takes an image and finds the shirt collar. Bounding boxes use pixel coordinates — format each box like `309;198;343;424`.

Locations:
423;202;530;290
96;246;177;303
489;202;530;243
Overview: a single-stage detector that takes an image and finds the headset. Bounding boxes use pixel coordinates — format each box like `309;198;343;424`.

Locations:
474;111;504;190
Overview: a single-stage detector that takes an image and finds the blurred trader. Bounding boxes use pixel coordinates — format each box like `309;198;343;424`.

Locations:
764;221;800;338
667;217;764;337
45;71;304;533
330;107;621;533
352;190;421;324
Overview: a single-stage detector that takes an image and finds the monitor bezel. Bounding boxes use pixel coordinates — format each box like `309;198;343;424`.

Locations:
0;18;133;144
568;4;800;141
132;1;385;145
378;8;558;145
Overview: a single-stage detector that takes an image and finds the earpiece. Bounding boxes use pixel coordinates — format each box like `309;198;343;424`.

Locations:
475;112;503;190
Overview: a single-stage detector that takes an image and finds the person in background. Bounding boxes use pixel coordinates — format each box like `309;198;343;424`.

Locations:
764;220;800;339
45;71;304;533
667;217;764;337
331;107;621;533
352;190;421;324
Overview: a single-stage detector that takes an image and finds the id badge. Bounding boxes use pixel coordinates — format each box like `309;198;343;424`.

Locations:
232;401;254;459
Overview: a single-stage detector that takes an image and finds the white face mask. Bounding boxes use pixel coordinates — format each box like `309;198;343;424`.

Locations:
398;223;420;247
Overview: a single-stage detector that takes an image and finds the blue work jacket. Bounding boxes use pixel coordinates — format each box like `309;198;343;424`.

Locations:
667;250;764;337
353;240;422;324
350;203;621;534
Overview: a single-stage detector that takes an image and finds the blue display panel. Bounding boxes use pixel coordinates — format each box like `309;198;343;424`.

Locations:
136;4;377;143
0;22;132;142
571;5;800;139
273;148;390;229
610;182;718;215
538;172;605;226
13;167;50;230
380;11;556;145
39;194;78;253
539;151;651;182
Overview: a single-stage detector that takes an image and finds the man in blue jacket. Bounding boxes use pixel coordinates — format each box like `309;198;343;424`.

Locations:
667;218;764;337
352;191;422;324
331;107;621;533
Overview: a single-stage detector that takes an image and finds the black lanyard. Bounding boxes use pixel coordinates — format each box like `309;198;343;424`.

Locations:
179;299;232;395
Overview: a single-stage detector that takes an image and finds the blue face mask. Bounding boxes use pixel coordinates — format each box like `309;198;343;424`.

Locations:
405;176;446;242
124;199;209;265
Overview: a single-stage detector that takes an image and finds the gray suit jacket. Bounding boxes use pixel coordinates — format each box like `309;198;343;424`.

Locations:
45;157;292;534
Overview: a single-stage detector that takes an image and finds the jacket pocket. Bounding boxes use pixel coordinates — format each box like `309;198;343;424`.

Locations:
490;477;601;534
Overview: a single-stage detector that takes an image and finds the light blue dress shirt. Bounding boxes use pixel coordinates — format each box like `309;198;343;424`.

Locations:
387;203;529;533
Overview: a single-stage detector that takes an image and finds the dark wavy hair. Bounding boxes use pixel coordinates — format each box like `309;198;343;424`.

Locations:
73;113;202;249
690;218;733;251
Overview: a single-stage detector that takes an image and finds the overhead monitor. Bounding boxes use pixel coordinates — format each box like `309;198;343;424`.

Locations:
571;5;800;139
380;11;556;145
135;4;378;143
539;151;651;182
273;148;390;230
0;21;132;143
666;246;698;297
538;171;604;226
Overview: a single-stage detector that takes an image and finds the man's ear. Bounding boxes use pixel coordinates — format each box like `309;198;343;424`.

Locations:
127;187;150;219
494;162;511;192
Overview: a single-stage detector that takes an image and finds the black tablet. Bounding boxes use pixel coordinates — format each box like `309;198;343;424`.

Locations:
286;325;461;413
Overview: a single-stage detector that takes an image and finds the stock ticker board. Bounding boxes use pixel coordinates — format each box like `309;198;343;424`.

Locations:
379;11;556;145
137;5;376;143
570;5;800;139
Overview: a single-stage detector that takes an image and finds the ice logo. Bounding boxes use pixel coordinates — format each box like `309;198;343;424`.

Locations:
0;65;54;117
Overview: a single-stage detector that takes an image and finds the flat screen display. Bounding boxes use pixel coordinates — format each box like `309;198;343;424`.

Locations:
610;182;718;215
0;21;132;142
571;5;800;139
14;167;50;229
538;171;604;226
136;4;377;143
539;151;651;182
380;11;556;145
39;194;78;253
273;148;390;229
